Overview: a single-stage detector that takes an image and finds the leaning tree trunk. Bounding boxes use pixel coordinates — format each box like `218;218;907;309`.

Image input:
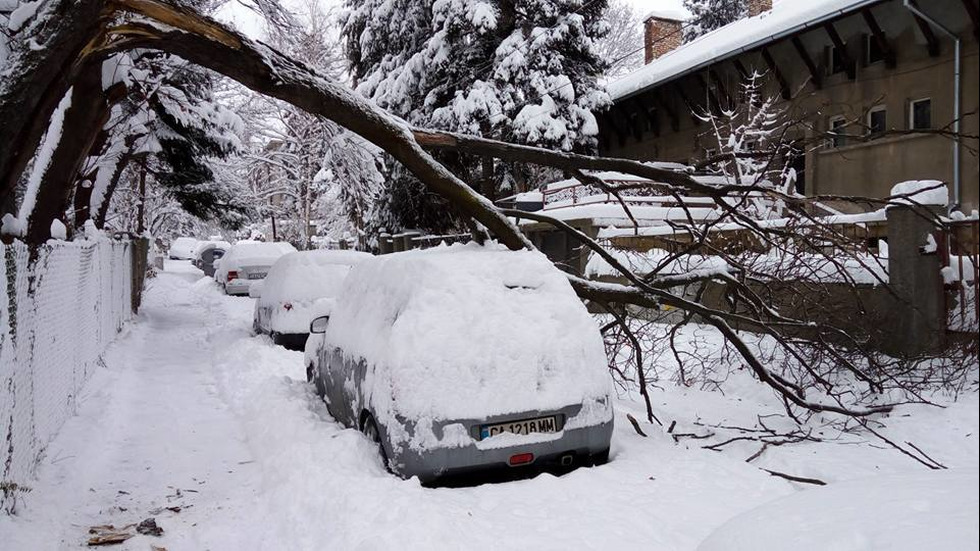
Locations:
0;0;928;421
0;0;107;215
25;61;119;243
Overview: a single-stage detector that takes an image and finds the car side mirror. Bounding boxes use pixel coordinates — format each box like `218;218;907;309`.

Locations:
310;315;329;334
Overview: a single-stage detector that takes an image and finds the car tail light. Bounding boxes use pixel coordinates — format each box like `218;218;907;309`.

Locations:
227;270;238;282
283;302;293;311
508;453;534;466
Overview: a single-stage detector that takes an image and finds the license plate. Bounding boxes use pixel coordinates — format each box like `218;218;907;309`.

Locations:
247;272;266;280
480;415;559;439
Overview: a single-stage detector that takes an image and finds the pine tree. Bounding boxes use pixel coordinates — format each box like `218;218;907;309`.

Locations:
92;52;252;232
344;0;610;233
683;0;745;42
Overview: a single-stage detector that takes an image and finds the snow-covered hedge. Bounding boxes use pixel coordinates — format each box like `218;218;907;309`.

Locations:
1;238;136;512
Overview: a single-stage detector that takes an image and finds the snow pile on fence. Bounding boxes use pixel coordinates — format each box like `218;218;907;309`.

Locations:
585;247;888;285
1;238;137;512
324;243;611;424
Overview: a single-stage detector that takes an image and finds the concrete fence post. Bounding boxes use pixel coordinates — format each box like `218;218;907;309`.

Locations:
885;205;946;355
379;233;393;255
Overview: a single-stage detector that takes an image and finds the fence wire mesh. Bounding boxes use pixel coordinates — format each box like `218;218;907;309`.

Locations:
1;238;142;512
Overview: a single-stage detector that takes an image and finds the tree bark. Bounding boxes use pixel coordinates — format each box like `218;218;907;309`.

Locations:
25;61;117;243
95;153;139;228
0;0;107;214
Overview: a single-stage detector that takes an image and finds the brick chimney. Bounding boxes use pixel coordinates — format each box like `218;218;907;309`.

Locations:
747;0;772;17
644;14;684;64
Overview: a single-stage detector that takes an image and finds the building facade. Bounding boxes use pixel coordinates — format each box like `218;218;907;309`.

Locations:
599;0;979;212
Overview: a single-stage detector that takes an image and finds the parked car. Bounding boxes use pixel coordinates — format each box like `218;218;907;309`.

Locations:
252;249;371;350
214;241;296;296
168;237;199;260
305;244;613;483
192;240;231;277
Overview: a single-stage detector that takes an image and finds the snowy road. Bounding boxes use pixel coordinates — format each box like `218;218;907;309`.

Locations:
2;262;978;550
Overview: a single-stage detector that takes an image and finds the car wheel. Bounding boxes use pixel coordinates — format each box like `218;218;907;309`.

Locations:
360;413;389;468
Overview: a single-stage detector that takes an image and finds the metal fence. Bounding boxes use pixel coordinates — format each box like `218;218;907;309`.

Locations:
1;238;145;513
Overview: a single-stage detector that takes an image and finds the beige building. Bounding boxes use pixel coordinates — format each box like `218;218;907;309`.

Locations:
600;0;979;212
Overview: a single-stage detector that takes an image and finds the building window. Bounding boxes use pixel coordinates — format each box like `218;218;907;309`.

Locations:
829;116;847;147
910;98;931;130
867;107;887;139
828;44;847;74
865;34;886;65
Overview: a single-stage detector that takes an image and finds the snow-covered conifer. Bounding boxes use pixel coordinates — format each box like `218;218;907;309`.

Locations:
344;0;610;232
682;0;745;42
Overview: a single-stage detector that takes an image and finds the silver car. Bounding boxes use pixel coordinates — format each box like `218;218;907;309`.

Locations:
214;241;296;296
305;246;613;483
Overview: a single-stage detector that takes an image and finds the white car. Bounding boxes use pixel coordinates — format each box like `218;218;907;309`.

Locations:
214;241;297;296
253;249;371;349
168;237;199;260
305;244;613;483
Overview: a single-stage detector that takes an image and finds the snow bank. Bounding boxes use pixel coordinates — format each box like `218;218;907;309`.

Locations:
698;470;980;551
324;243;611;421
889;180;948;207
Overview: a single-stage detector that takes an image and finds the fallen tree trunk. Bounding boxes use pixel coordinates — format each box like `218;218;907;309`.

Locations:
0;0;921;421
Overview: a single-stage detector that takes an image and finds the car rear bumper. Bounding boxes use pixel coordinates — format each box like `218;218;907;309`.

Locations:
389;413;613;484
225;279;252;295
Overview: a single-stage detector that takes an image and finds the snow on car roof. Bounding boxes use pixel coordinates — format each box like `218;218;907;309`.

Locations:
225;241;296;260
260;250;372;305
323;243;611;421
220;242;297;272
608;0;882;102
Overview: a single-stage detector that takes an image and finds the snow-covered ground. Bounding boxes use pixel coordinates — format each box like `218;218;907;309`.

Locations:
1;261;977;550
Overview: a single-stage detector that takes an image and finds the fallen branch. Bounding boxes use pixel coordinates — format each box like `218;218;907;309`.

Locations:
625;413;648;437
760;468;827;486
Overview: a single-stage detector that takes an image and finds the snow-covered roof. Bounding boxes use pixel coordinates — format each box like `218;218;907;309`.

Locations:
609;0;884;102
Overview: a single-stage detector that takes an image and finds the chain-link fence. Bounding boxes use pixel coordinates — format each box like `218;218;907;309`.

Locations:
1;238;145;513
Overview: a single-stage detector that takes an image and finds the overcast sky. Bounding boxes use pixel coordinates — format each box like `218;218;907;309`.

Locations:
216;0;692;41
625;0;688;19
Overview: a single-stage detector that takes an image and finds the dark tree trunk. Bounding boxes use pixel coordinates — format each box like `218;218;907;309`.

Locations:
136;162;147;234
25;62;117;243
94;155;136;229
0;0;106;214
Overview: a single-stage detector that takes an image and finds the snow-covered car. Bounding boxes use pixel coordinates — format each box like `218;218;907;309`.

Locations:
253;249;371;350
168;237;199;260
192;240;231;277
214;241;297;296
306;244;613;483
